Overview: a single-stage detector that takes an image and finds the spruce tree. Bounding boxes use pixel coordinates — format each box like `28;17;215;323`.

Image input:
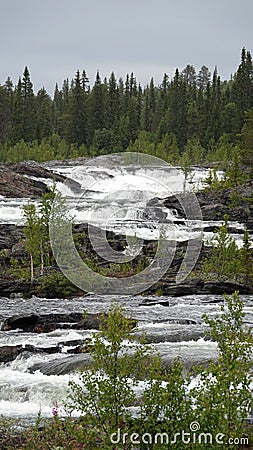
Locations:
231;47;253;121
66;70;88;146
11;78;24;144
35;87;53;142
21;66;36;141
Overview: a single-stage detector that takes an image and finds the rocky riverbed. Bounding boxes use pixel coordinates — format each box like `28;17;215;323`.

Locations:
0;159;252;421
0;160;253;298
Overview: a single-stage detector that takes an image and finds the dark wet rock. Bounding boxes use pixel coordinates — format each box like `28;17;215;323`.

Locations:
58;339;84;347
161;277;252;297
0;345;23;362
162;180;253;227
0;279;31;297
23;344;60;354
66;340;94;354
74;314;104;330
195;181;253;226
1;313;40;331
0;312;106;333
201;280;251;295
143;207;167;221
0;225;23;251
0;161;65;198
162;278;204;296
7;162;65;181
163;194;185;218
0;166;47;198
144;276;252;298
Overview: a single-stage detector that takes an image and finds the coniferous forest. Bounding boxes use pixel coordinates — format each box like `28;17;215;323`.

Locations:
0;47;253;166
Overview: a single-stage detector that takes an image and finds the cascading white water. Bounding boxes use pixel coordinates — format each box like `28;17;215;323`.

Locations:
0;294;252;419
0;161;250;419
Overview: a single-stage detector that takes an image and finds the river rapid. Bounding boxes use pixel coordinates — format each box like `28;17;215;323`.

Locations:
0;293;253;419
0;155;251;420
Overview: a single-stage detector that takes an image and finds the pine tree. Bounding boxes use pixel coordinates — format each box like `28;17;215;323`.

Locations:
81;69;89;92
66;70;88;145
0;86;11;143
21;66;36;141
11;78;24;144
239;107;253;170
231;47;253;121
107;71;119;129
89;71;106;142
35;87;53;142
169;69;187;149
52;83;63;135
197;65;211;91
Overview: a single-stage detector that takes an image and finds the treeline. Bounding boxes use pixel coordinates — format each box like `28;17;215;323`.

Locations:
0;47;253;164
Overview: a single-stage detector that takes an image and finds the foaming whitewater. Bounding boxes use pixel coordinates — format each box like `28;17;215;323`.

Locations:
0;160;232;245
0;159;250;419
0;294;252;419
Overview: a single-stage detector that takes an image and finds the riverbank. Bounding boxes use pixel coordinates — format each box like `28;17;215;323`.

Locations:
0;222;252;299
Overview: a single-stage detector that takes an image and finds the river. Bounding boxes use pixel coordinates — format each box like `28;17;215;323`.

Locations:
0;154;251;420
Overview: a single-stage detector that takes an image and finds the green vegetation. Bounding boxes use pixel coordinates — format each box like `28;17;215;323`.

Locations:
4;295;252;449
193;291;253;449
200;216;253;285
1;187;80;297
67;304;161;447
22;186;63;282
0;48;253;173
3;189;153;295
201;215;241;281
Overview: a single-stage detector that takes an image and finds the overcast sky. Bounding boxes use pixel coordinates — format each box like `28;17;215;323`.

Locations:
0;0;252;95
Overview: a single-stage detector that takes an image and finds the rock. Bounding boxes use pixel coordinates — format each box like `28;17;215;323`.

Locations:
0;345;23;362
162;278;204;296
58;339;84;348
0;225;23;251
23;344;61;354
163;194;186;218
151;277;252;297
28;342;218;375
7;161;65;181
11;241;25;257
201;203;229;220
1;314;40;331
29;353;93;375
159;343;218;372
133;326;204;344
0;161;65;198
0;166;48;198
75;314;104;330
202;280;251;295
66;341;94;354
0;279;36;298
0;312;105;333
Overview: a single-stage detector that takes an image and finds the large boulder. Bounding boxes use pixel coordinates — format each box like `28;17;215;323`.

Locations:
0;312;106;333
0;279;34;298
1;313;40;331
29;353;92;375
0;345;23;362
0;161;66;198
